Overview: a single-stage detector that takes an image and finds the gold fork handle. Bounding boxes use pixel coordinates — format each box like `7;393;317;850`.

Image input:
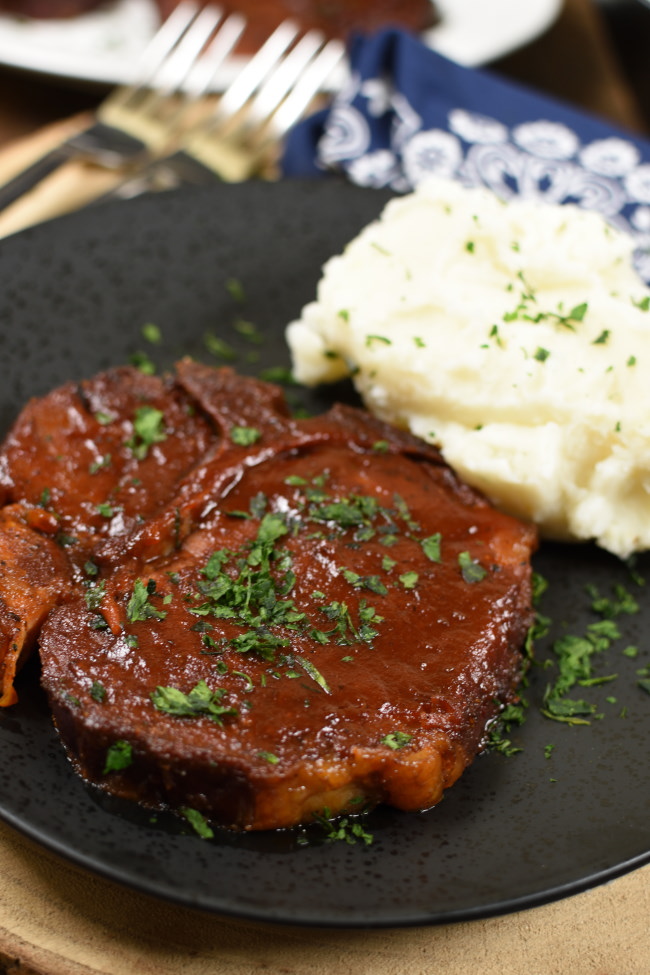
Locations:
0;145;74;213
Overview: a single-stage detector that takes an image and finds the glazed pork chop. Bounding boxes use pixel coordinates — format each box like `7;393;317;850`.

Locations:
0;366;218;705
38;363;537;831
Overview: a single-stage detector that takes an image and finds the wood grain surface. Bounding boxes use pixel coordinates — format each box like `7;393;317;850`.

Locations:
0;821;649;975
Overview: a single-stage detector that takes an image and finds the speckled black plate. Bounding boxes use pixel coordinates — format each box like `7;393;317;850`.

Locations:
0;181;648;928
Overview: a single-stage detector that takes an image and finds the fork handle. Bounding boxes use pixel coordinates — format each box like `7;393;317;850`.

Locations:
0;145;74;214
151;150;223;186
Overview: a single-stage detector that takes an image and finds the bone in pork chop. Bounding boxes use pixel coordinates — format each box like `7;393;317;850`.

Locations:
38;363;537;831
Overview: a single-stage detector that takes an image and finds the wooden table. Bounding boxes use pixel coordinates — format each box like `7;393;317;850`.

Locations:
0;2;649;972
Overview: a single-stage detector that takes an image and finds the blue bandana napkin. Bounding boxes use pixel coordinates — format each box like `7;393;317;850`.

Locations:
282;29;650;282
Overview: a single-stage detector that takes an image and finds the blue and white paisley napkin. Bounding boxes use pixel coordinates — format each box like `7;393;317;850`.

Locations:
282;29;650;282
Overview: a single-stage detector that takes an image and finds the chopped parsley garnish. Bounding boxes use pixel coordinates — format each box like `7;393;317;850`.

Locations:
104;739;133;774
151;679;236;724
126;578;168;623
84;580;106;611
340;567;388;596
381;731;412;750
89;453;112;474
421;533;442;562
503;273;588;330
585;583;638;619
399;571;419;589
56;533;78;548
311;809;374;846
180;806;214;839
542;617;624;725
458;551;487;583
233;318;262;344
486;701;527;757
204;331;236;360
294;655;331;694
258;366;296;385
258;750;280;764
141;322;161;344
226;277;245;303
90;680;107;703
229;425;261;446
129;350;156;375
125;405;167;459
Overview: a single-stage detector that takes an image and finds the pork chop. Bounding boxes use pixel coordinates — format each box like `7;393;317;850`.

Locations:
39;363;537;831
0;366;218;704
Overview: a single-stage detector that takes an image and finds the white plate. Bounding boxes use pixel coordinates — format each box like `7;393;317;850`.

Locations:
0;0;562;89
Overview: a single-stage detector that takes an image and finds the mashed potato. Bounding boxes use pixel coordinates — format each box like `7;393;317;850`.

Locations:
286;177;650;559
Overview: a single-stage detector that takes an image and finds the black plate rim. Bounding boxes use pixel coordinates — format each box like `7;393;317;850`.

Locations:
3;801;649;929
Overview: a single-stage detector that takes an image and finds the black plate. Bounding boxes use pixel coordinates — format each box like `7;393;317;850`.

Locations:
0;181;649;928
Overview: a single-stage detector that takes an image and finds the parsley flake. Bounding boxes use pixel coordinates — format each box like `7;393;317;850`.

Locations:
141;322;161;344
180;806;214;839
458;551;487;583
421;533;442;562
125;406;167;459
129;350;156;375
258;750;280;765
104;740;133;774
204;331;237;360
126;578;168;623
90;681;107;703
229;425;261;446
399;571;419;589
226;277;246;303
151;679;237;723
592;330;610;345
381;731;412;750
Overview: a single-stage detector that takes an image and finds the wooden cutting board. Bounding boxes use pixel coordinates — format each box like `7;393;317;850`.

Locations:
0;817;649;974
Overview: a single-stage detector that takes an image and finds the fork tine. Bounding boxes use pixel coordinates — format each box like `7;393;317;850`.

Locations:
99;4;236;150
146;5;225;99
116;1;202;93
145;30;344;185
243;29;326;130
269;38;345;139
182;12;247;99
214;20;301;123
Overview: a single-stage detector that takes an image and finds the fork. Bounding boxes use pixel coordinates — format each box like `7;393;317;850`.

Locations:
0;1;245;213
111;27;346;193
